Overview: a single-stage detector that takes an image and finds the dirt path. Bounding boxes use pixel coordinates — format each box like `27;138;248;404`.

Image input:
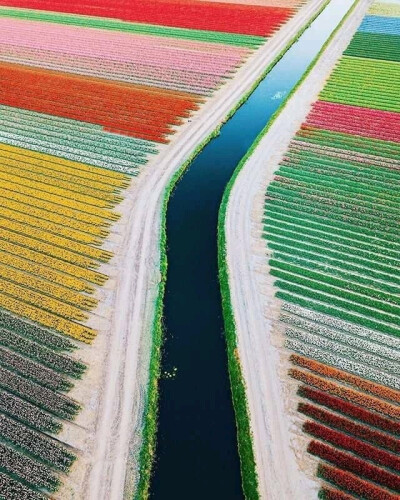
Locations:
54;1;332;498
224;1;372;498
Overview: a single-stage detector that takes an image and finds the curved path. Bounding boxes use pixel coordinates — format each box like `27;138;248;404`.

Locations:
224;1;372;498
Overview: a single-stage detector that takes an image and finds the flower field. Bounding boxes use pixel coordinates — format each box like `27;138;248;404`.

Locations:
0;0;299;36
0;0;309;496
263;0;400;497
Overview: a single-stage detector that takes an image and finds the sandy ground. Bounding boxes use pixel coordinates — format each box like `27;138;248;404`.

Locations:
53;1;335;498
224;1;372;498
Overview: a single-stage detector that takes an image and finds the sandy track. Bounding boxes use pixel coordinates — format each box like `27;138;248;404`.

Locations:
224;1;372;498
69;1;334;498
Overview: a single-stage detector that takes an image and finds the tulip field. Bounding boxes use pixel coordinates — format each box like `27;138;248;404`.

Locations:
263;1;400;498
0;0;310;496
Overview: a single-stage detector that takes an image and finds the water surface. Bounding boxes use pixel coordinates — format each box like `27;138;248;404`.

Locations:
150;1;355;498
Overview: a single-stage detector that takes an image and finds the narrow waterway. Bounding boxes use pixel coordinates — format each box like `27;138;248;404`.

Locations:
150;1;355;498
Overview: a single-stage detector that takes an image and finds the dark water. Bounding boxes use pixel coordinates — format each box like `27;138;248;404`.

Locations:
150;1;354;498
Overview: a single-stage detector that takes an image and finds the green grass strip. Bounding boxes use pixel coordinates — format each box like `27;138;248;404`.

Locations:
344;32;400;62
269;262;400;309
265;208;400;252
0;7;265;47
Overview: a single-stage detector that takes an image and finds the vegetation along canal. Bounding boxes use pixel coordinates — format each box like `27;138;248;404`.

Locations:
151;1;355;498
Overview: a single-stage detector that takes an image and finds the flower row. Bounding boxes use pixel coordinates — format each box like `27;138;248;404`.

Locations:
0;390;61;433
304;420;400;472
286;336;400;390
291;354;400;404
0;328;85;377
318;464;398;500
290;368;400;419
298;385;400;435
0;293;96;342
308;440;399;492
298;402;399;453
0;346;71;391
0;472;46;500
0;366;80;420
0;413;75;471
0;442;60;492
0;238;104;290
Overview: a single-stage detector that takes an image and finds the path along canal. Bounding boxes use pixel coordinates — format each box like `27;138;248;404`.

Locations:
150;1;355;498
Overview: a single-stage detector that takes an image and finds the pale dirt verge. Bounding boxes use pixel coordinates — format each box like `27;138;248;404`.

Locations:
224;1;372;499
54;1;332;498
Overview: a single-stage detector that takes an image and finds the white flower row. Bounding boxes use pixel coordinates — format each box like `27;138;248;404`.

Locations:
281;302;400;349
0;413;75;472
281;314;400;361
0;390;60;434
286;328;400;378
0;442;59;491
0;327;85;378
0;366;79;420
286;338;400;390
0;472;46;500
0;346;70;391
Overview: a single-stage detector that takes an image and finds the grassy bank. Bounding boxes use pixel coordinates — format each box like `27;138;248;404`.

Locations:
217;0;362;499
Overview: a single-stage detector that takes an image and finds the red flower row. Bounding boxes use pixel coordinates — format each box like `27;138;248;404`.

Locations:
298;402;399;453
304;420;400;472
318;463;398;500
0;63;201;142
0;0;294;37
308;440;400;492
298;386;400;435
304;101;400;143
290;368;400;419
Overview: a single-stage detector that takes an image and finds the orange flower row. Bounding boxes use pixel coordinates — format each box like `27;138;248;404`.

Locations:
290;354;400;404
290;368;400;419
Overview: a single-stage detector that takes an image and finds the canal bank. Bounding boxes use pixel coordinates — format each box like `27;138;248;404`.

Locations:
127;2;362;497
149;1;361;499
221;0;371;498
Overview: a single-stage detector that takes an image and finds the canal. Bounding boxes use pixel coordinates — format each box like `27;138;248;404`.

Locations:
150;1;355;498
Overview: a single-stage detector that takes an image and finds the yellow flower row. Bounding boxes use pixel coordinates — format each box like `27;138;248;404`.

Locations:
0;161;124;204
0;248;92;293
0;218;112;262
1;197;109;238
0;144;130;188
0;170;118;211
0;291;96;343
0;240;106;288
0;188;110;227
0;278;88;322
1;181;119;222
0;227;96;269
1;207;101;246
0;147;128;193
0;262;97;311
0;146;132;345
